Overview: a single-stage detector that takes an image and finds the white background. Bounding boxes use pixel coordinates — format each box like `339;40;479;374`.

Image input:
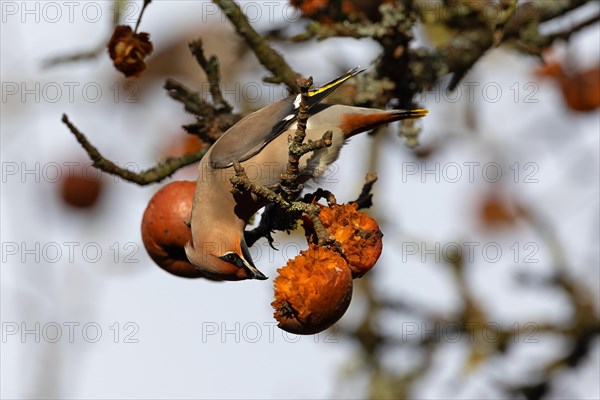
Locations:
1;1;599;398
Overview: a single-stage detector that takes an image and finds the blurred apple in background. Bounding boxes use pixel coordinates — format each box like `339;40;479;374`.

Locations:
537;50;600;112
59;161;105;209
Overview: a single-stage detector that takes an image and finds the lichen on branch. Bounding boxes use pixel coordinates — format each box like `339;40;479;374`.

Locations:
61;114;206;185
230;77;336;247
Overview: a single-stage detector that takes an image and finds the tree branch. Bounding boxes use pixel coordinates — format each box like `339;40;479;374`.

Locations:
213;0;301;92
164;78;240;144
164;78;210;117
61;114;206;185
352;172;378;209
279;77;332;199
188;39;232;113
231;163;334;247
134;0;152;33
229;77;338;247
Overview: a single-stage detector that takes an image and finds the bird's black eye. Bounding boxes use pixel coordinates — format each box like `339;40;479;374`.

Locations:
221;253;238;264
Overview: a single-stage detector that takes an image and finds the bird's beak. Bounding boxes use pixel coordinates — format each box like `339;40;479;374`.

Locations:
241;239;268;280
250;267;268;280
241;256;267;280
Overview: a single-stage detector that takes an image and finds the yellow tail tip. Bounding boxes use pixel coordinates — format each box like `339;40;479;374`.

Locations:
409;109;429;118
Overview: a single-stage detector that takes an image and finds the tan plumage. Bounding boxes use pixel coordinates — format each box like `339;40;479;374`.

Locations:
185;68;427;281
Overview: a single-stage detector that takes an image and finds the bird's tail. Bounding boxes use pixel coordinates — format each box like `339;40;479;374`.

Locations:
341;108;428;138
389;109;429;119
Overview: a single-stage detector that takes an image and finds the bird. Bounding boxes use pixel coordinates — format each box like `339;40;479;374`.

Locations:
185;67;428;281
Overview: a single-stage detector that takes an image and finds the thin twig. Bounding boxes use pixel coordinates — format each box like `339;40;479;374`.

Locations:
231;162;334;247
235;77;334;246
231;163;291;208
188;39;232;112
61;114;206;185
164;78;240;143
164;79;210;117
42;0;120;69
212;0;301;92
279;77;333;199
352;172;378;209
42;42;108;69
302;188;337;207
279;77;312;198
134;0;152;33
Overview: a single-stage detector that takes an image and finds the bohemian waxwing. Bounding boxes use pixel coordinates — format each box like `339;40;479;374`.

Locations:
185;67;427;281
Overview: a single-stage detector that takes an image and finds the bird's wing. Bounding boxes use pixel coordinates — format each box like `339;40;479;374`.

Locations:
209;67;365;169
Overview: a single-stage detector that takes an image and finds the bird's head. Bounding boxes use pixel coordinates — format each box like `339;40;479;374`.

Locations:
184;234;267;281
